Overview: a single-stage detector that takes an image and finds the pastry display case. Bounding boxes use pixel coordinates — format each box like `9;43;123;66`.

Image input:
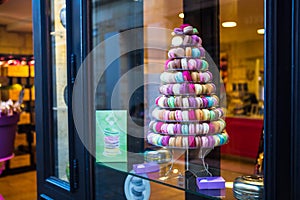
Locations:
34;0;300;199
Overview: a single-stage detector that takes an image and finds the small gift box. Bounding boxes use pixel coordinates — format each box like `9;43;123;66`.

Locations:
133;162;160;174
196;176;225;189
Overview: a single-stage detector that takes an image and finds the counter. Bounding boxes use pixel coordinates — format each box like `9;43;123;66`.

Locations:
221;116;264;159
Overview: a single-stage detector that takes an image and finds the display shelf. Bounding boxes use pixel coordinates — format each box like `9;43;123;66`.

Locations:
0;54;36;175
96;159;231;199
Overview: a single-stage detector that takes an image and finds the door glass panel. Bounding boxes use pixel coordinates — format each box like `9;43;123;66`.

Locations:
50;0;69;182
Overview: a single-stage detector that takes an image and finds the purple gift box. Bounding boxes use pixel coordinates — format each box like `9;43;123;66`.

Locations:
133;162;160;174
196;176;225;189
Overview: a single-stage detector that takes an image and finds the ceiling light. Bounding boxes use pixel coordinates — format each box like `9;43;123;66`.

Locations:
222;21;237;28
178;12;184;19
257;28;265;35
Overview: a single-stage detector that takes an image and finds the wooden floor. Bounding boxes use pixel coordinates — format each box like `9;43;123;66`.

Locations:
0;171;37;200
0;157;254;200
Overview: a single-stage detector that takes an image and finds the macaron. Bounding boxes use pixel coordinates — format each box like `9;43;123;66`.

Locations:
167;124;175;135
175;124;182;134
157;96;165;107
168;48;176;58
151;108;160;119
163;110;170;121
171;36;183;46
167;96;175;108
188;84;195;94
195;124;201;134
203;123;209;134
191;72;198;82
168;84;174;95
182;137;189;147
207;135;215;148
175;72;184;83
175;96;183;107
202;97;208;108
174;28;183;34
188;59;197;70
212;95;219;106
208;123;215;134
181;124;189;135
219;119;226;130
175;110;183;121
208;83;216;94
188;97;196;107
182;110;189;121
193;28;199;35
186;47;192;57
173;123;178;134
162;136;170;146
196;97;203;108
181;58;188;69
199;47;205;57
173;84;181;95
149;120;155;130
189;124;195;135
182;71;192;81
210;110;216;120
165;59;172;69
183;35;191;46
155;122;164;133
195;84;202;95
169;137;176;147
183;25;193;34
177;48;185;57
169;111;175;120
202;109;210;120
195;136;201;147
175;136;182;147
191;35;201;45
182;97;189;108
157;135;163;146
199;60;208;71
188;136;196;147
195;109;203;121
213;135;220;146
131;176;143;186
207;96;214;107
188;110;196;120
180;83;188;94
201;136;208;148
218;134;225;145
174;59;181;68
192;47;200;58
161;124;168;133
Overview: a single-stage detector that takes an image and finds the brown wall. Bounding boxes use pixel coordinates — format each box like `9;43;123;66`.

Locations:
0;25;32;55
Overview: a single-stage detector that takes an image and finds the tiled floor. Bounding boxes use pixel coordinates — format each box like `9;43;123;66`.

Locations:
0;157;254;200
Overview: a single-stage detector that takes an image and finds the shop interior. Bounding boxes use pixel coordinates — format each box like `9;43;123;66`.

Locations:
0;0;263;199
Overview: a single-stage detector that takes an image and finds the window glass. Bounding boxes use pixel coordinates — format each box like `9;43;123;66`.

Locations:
50;0;69;182
90;0;264;199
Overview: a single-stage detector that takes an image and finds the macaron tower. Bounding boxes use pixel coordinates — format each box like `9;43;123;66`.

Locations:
147;24;229;150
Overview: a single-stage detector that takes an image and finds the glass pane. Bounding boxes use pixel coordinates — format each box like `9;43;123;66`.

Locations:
50;0;69;182
89;0;264;199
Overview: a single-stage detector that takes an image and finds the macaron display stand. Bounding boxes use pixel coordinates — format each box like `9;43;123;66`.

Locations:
146;24;229;180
